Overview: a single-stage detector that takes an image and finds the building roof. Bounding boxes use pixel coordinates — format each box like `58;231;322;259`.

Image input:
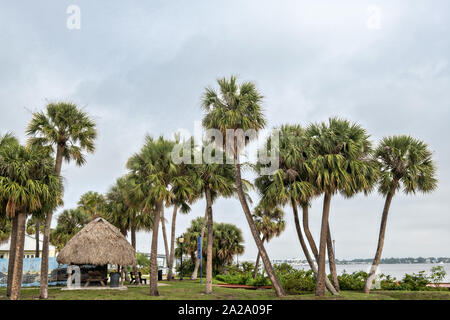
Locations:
57;217;136;266
0;234;55;252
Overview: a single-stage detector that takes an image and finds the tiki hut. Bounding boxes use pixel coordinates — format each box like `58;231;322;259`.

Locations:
57;217;136;267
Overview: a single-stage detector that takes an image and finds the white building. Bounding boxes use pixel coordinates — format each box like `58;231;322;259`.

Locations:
0;234;57;259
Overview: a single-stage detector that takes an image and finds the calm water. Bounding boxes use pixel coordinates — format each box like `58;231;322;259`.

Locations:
293;263;450;282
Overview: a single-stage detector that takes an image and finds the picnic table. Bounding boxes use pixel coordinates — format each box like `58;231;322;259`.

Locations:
84;270;107;287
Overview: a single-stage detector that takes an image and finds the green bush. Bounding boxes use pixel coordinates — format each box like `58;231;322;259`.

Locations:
398;271;430;291
274;263;316;294
337;271;368;290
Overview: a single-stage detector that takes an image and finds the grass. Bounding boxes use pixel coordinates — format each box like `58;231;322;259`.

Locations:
1;280;450;300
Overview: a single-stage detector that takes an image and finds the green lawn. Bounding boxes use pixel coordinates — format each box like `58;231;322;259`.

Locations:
1;280;449;300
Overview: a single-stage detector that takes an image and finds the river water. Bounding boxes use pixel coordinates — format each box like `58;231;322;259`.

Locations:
293;263;450;282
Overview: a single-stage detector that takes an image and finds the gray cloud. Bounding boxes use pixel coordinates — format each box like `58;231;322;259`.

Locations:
1;0;449;260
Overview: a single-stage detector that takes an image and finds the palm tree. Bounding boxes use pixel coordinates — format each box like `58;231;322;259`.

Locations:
25;213;45;257
78;191;107;219
0;132;19;298
127;136;177;296
201;75;285;296
177;218;244;275
252;204;285;278
50;209;90;251
306;118;378;296
363;135;437;293
213;222;244;273
0;143;63;300
26;101;97;299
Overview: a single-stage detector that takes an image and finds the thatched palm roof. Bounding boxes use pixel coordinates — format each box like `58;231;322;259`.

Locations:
57;217;136;266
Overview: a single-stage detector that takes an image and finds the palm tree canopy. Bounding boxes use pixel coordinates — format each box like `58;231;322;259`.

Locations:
127;136;178;210
26;101;97;167
77;191;107;218
0;143;63;218
105;175;154;233
375;135;437;195
177;217;244;268
50;208;90;250
201;76;266;155
255;124;317;207
0;132;18;150
253;204;286;242
305;117;379;197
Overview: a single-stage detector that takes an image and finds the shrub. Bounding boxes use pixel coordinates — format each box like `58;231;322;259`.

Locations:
398;271;430;291
274;264;316;294
337;271;368;290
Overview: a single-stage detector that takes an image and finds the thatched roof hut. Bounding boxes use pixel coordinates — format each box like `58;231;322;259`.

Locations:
57;217;136;266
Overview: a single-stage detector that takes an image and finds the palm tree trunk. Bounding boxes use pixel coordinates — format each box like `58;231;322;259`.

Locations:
39;211;52;299
294;202;338;295
120;228;130;282
326;225;339;291
205;186;213;294
363;187;396;294
192;207;208;280
167;205;178;281
302;204;319;259
234;155;285;297
150;201;162;296
160;206;170;270
40;144;64;299
10;212;26;300
316;192;332;297
252;235;265;279
131;225;140;285
35;219;40;258
6;215;18;297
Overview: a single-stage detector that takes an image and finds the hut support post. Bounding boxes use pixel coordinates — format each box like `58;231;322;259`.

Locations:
67;265;72;288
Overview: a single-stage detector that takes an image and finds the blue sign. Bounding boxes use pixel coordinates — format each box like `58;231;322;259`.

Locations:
197;236;203;284
197;236;202;259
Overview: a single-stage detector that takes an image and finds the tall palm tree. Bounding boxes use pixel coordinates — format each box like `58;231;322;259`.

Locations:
0;143;63;300
0;132;19;298
26;101;97;299
201;76;285;296
363;135;437;293
127;136;177;296
255;124;338;295
252;204;285;278
306;118;378;296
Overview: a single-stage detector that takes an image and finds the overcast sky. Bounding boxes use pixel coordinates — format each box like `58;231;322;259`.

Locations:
1;1;449;260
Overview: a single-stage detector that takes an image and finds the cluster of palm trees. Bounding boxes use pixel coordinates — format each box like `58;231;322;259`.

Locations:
254;119;437;296
0;102;97;300
0;75;438;300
